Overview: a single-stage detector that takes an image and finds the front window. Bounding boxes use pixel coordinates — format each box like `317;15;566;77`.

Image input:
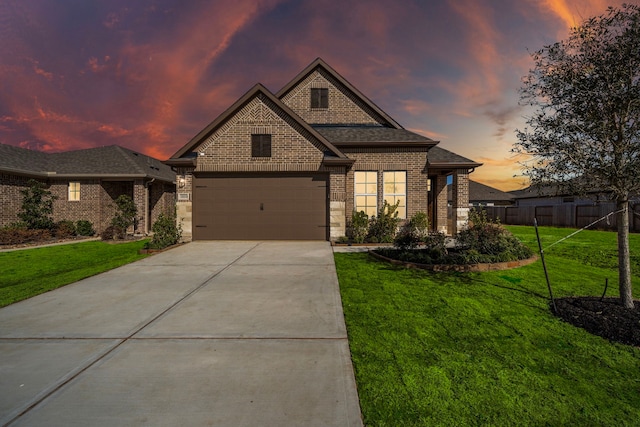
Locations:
354;171;377;217
68;182;80;201
383;171;406;219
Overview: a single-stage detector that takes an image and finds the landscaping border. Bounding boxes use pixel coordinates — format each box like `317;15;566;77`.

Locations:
369;250;539;272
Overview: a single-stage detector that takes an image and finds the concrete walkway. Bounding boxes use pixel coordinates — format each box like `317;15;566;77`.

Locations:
0;241;363;426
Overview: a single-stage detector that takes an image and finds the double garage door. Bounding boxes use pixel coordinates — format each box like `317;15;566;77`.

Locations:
193;174;328;240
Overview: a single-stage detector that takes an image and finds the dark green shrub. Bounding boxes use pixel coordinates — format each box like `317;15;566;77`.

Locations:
394;211;430;250
54;220;76;238
18;179;57;230
348;210;369;243
456;208;533;261
101;225;124;240
75;220;95;236
111;195;137;235
367;200;401;243
148;214;182;249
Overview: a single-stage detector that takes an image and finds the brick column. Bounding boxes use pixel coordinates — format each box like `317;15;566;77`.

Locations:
452;169;469;234
434;175;448;233
133;179;146;234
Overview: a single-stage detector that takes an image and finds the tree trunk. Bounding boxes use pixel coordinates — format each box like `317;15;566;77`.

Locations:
617;199;634;308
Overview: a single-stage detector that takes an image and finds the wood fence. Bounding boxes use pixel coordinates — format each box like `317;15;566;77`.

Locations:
484;203;640;232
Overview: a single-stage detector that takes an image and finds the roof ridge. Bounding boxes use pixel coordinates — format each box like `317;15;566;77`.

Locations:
113;145;146;175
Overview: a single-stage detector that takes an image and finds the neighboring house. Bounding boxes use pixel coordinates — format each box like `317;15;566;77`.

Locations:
166;58;481;241
448;180;514;207
509;184;609;207
0;143;176;234
480;183;640;230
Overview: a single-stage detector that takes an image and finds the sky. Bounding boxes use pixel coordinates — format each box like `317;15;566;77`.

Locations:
0;0;635;191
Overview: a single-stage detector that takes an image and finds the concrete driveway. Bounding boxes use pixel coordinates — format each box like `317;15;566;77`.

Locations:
0;241;363;426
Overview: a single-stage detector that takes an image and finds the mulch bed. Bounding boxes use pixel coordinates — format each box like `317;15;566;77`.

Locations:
553;297;640;347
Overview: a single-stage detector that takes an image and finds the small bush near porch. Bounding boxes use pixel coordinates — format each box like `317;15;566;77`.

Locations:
335;226;640;426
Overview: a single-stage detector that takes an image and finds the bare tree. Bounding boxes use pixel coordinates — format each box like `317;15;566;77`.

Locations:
514;4;640;308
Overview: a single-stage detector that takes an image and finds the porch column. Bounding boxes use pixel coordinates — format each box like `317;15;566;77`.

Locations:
133;179;146;235
434;175;448;233
452;169;470;234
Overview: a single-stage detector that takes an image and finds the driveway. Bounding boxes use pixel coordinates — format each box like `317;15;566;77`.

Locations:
0;241;363;426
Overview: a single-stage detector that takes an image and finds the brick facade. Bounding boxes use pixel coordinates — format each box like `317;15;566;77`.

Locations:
342;148;429;220
280;70;383;125
169;58;476;240
1;176;175;235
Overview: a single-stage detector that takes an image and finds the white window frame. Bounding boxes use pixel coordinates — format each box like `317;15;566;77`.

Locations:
354;171;377;217
383;171;407;219
68;181;80;201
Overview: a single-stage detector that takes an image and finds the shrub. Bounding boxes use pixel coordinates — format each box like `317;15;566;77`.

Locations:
101;225;124;241
456;208;533;261
18;179;57;230
111;195;137;235
75;220;95;236
0;226;52;245
54;220;76;238
367;200;401;243
394;211;430;250
348;210;369;243
148;214;182;249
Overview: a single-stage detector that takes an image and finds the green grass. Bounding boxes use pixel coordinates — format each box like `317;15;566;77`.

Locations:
336;226;640;426
0;240;150;307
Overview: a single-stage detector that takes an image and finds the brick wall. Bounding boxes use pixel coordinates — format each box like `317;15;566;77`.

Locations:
50;179;106;231
196;95;325;172
0;173;32;226
1;175;175;235
280;69;384;125
342;148;429;220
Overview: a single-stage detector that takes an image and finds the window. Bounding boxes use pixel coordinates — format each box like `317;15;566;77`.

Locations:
251;134;271;157
68;182;80;201
383;171;407;219
354;171;377;217
310;88;328;109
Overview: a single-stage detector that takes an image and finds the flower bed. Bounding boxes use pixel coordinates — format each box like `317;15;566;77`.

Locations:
369;249;538;272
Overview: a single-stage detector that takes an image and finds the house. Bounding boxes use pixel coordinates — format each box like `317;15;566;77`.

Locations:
0;143;176;234
166;58;481;241
448;180;514;207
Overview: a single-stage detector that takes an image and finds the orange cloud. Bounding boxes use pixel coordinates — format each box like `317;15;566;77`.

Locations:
536;0;629;32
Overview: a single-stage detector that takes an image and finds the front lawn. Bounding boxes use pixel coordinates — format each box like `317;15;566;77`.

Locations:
336;226;640;426
0;240;149;307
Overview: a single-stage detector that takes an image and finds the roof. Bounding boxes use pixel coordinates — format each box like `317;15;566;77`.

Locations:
168;83;350;163
312;125;437;148
449;180;514;203
276;58;402;129
0;143;175;182
428;146;482;169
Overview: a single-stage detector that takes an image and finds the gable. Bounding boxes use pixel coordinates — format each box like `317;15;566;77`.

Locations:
194;91;337;172
277;58;401;128
279;69;385;126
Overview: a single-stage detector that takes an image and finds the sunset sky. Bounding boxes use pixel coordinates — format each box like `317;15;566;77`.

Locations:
0;0;634;190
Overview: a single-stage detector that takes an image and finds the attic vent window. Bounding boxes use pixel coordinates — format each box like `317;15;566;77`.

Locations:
251;134;272;157
311;88;328;109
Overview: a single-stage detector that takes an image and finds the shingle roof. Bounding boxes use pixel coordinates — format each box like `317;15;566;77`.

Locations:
428;146;482;167
0;143;175;182
312;125;436;146
447;180;513;203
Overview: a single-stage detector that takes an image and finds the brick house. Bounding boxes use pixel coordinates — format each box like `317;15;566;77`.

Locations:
166;58;481;241
0;143;176;234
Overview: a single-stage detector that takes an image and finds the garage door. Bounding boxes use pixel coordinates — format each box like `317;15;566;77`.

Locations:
193;174;328;240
